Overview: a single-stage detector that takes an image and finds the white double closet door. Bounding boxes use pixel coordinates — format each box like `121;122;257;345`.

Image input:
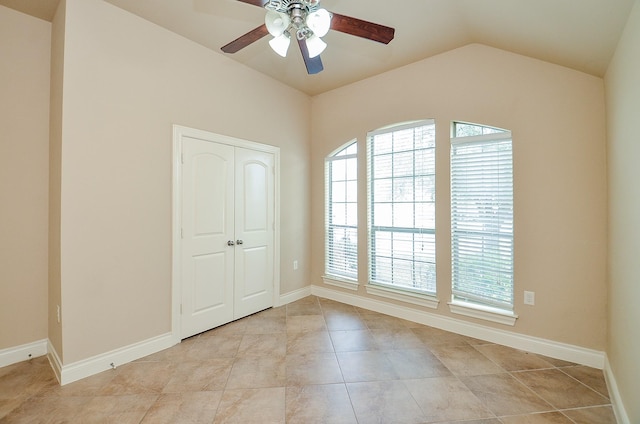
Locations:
179;133;275;339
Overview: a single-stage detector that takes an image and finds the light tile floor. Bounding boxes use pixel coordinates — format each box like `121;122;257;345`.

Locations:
0;296;617;423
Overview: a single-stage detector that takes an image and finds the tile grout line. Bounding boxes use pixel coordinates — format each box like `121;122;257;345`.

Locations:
557;365;613;401
318;299;361;424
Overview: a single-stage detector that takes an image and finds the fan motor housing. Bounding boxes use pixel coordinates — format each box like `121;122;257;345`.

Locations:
266;0;321;15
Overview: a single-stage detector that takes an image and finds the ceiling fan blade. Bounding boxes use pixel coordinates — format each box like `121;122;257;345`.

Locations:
235;0;269;7
298;38;324;75
221;24;270;53
330;12;395;44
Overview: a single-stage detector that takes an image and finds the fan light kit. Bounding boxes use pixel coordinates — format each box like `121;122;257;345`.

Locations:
221;0;395;74
265;2;330;58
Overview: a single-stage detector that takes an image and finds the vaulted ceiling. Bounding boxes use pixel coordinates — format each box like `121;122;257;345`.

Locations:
1;0;635;95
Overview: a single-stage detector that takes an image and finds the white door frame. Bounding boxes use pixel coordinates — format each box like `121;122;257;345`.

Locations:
171;125;281;344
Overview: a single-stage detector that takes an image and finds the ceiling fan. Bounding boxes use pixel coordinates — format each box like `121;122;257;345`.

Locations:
221;0;395;74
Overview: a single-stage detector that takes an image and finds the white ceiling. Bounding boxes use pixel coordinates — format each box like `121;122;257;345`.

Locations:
2;0;635;95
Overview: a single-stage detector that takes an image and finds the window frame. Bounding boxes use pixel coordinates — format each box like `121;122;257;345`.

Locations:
323;141;359;290
448;122;517;325
365;120;439;308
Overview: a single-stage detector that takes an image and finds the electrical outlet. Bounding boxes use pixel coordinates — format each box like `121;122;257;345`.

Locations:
524;291;535;306
293;260;299;270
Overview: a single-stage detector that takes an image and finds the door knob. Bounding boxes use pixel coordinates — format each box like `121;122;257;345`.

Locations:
236;240;244;245
227;240;235;246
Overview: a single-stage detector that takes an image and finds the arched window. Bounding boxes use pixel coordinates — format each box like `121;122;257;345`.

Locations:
324;141;358;284
367;120;436;296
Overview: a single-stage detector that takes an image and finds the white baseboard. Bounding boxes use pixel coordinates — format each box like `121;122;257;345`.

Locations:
47;340;63;383
604;354;631;424
277;286;312;307
0;339;48;368
29;288;309;384
311;284;605;369
55;332;175;385
4;286;625;423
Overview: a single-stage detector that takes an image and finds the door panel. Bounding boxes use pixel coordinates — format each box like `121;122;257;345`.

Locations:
234;147;274;318
193;154;227;236
242;162;269;231
241;246;269;297
181;137;235;338
192;253;226;312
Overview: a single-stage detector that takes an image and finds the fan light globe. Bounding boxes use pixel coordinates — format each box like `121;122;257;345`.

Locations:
265;10;290;36
269;33;291;57
306;8;331;37
306;35;327;58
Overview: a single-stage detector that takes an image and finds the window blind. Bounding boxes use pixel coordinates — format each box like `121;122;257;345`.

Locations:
451;130;514;310
367;120;436;294
325;142;358;280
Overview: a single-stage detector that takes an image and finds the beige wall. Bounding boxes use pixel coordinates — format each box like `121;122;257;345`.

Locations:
605;0;640;421
0;6;50;350
4;0;631;405
54;0;311;363
311;44;608;350
48;0;65;360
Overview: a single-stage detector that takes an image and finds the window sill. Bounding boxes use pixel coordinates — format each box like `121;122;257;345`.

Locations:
322;275;359;291
365;283;439;309
448;301;518;326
